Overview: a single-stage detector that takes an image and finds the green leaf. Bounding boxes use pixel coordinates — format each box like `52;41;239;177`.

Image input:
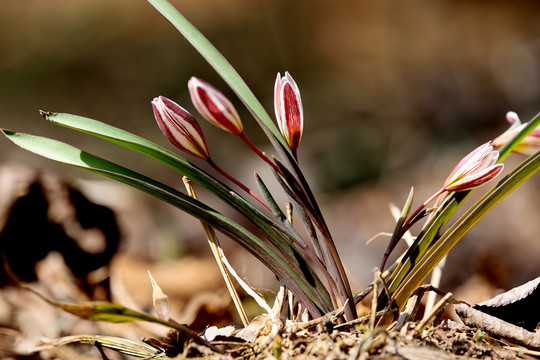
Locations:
389;150;540;315
38;112;333;313
2;129;330;315
383;191;468;296
22;284;215;352
273;157;356;318
145;0;353;318
145;0;286;154
42;111;281;237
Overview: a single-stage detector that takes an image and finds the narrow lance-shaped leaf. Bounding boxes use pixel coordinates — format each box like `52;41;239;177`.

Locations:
146;0;354;318
21;285;218;352
381;113;540;318
2;130;332;315
146;0;287;155
39;112;334;313
257;172;342;298
380;187;415;271
41;112;288;248
29;335;167;359
390;150;540;315
273;157;356;319
378;191;469;315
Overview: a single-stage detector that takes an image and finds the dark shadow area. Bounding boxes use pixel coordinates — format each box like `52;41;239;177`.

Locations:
0;179;120;300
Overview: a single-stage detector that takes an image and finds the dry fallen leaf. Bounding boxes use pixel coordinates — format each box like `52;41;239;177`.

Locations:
473;276;540;332
455;276;540;350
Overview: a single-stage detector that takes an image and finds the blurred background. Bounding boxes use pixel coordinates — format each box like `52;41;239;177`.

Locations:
1;0;540;317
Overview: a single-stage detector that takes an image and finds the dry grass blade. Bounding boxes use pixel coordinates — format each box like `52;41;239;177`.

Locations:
414;292;453;334
148;271;172;321
220;245;273;315
423;255;448;318
20;284;222;353
395;285;449;331
183;176;249;327
27;335;166;358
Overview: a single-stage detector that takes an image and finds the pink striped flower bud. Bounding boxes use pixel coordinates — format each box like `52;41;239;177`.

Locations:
188;77;243;135
152;96;210;160
274;72;304;151
492;111;540;155
443;142;504;192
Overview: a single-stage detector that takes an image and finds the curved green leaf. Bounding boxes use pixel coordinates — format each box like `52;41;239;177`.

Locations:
391;150;540;312
2;130;331;315
42;111;280;235
23;284;218;353
144;0;355;318
39;112;333;312
146;0;286;154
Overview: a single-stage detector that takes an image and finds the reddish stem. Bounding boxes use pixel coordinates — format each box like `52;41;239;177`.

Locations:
206;158;270;210
380;187;447;271
239;133;281;173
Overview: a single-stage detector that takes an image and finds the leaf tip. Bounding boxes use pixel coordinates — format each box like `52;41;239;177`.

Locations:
39;110;56;121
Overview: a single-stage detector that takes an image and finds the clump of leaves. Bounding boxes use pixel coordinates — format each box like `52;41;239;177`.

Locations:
2;0;540;357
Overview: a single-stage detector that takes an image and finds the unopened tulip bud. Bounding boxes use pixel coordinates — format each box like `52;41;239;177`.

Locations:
492;111;540;156
443;142;504;192
188;77;244;135
274;72;304;152
152;96;210;160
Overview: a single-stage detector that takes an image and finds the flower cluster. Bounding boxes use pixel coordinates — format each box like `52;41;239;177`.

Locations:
152;74;540;278
153;73;305;166
151;74;307;208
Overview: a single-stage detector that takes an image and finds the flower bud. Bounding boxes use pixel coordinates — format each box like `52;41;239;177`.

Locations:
152;96;210;160
492;111;540;156
443;142;504;192
274;72;304;151
188;77;243;135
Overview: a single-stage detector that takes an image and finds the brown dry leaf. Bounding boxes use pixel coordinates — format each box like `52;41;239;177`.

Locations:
455;276;540;351
473;276;540;332
456;303;540;350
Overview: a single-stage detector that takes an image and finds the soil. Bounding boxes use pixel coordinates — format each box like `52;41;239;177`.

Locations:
181;317;538;360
